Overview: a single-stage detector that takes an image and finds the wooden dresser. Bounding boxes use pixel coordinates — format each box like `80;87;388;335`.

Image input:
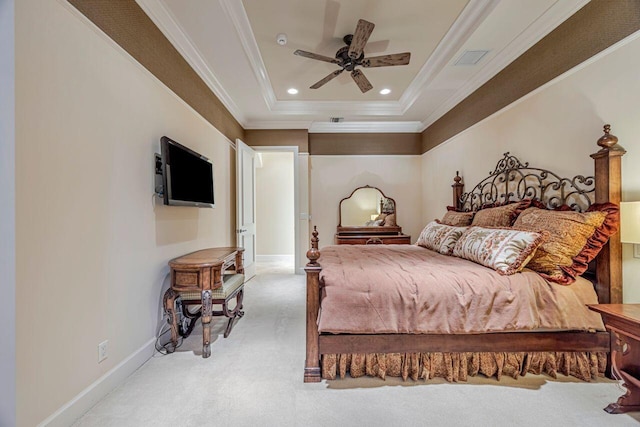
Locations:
335;226;411;245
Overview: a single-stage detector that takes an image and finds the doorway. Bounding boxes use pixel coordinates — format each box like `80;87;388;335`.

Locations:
255;147;298;274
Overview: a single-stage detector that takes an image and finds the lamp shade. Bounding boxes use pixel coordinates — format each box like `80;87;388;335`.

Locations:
620;202;640;244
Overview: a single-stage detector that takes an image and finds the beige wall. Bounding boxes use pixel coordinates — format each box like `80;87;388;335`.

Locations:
0;0;16;425
256;152;295;256
15;1;234;425
298;153;310;273
310;156;423;247
421;33;640;303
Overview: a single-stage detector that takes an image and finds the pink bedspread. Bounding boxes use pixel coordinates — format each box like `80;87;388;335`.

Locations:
318;245;605;334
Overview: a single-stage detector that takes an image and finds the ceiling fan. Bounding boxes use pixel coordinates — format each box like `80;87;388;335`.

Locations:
293;19;411;93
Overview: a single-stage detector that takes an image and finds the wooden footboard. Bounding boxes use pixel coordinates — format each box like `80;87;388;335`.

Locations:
304;226;322;382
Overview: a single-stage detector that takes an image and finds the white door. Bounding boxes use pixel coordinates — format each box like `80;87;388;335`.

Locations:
236;139;256;280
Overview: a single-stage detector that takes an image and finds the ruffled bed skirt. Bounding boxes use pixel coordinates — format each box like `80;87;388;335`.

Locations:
321;351;607;382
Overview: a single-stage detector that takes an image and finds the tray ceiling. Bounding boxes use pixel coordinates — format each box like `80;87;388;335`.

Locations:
137;0;589;132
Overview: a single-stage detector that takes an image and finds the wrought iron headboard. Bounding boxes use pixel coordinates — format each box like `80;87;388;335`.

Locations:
456;153;595;212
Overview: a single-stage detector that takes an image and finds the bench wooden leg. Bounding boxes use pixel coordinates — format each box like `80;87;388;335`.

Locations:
222;288;244;338
163;289;179;352
201;290;213;358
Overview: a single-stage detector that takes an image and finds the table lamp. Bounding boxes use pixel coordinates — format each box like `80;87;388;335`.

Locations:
620;201;640;257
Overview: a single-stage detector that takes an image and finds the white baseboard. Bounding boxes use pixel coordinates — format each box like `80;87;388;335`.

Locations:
256;254;294;263
39;337;156;427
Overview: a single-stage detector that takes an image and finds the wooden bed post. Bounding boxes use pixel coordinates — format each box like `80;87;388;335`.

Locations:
591;124;626;304
304;226;322;382
452;171;464;210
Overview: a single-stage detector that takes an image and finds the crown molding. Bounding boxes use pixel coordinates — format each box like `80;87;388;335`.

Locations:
399;0;500;112
244;121;313;130
218;0;277;110
136;0;247;126
309;121;423;133
419;0;590;130
268;100;404;115
244;120;422;133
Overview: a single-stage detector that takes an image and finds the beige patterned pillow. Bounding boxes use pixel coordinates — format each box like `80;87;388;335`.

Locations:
416;222;468;255
441;211;474;226
513;207;607;281
452;226;546;275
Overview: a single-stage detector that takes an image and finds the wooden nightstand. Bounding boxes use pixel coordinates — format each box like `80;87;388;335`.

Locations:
589;304;640;413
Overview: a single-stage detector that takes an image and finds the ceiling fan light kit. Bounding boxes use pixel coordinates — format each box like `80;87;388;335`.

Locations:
293;19;411;93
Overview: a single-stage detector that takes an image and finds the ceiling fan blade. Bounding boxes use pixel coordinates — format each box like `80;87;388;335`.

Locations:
294;49;340;64
362;52;411;68
351;69;373;93
310;69;344;89
348;19;375;60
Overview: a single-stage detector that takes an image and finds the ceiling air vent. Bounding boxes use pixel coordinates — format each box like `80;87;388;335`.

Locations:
454;50;489;66
329;117;344;123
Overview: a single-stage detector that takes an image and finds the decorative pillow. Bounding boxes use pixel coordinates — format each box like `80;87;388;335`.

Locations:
383;213;397;227
452;226;546;275
471;200;530;227
416;222;468;255
512;204;619;284
364;219;383;226
440;210;474;227
374;213;388;224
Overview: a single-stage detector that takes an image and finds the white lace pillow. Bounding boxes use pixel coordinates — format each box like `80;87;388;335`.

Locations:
452;226;547;275
416;222;468;255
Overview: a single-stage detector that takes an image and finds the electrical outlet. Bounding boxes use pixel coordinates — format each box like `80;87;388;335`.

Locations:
634;244;640;259
98;340;108;363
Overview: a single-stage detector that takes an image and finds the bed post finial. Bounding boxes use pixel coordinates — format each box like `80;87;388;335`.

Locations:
306;226;320;267
452;171;464;211
597;124;624;151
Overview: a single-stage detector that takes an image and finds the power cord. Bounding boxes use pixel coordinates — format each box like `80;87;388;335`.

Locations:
154;323;183;355
154;300;185;355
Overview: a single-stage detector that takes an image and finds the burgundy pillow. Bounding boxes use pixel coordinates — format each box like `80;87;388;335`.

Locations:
566;203;620;282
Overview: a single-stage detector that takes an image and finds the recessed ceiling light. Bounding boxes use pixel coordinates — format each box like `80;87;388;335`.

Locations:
287;88;298;95
379;88;391;95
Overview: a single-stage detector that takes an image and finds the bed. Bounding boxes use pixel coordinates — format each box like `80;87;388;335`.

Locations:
303;125;626;383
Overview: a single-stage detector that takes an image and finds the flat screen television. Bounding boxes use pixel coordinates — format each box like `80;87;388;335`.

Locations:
160;136;215;208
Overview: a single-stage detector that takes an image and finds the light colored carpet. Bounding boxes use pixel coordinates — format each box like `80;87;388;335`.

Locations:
75;263;640;427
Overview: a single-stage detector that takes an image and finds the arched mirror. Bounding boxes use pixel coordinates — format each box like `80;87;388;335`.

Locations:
335;185;409;245
339;185;396;227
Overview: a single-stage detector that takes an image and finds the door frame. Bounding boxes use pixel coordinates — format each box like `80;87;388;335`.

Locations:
254;146;300;273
